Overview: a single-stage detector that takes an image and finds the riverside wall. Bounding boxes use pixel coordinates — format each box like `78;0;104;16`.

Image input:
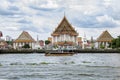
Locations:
0;49;120;54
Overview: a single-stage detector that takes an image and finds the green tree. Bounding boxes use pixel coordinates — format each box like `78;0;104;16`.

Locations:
118;36;120;48
112;36;120;49
100;43;105;49
45;40;51;45
22;44;30;48
6;41;13;45
112;39;117;49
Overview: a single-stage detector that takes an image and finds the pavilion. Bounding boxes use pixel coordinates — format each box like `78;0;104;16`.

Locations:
13;31;35;49
97;30;113;49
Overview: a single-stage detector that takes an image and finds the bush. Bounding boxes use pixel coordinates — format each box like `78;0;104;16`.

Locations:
100;44;105;49
22;44;30;48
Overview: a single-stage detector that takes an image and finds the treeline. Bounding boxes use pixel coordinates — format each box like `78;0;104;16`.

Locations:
112;36;120;49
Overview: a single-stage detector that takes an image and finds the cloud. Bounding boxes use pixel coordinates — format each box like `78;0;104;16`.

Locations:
18;19;32;24
39;0;58;9
0;0;120;40
29;0;59;11
8;6;19;11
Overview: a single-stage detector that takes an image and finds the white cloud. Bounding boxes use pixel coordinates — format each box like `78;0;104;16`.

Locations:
97;15;113;23
40;0;58;9
0;0;120;40
0;0;10;9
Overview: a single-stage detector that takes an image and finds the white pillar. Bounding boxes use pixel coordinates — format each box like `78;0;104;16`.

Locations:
13;43;16;49
106;42;108;48
62;35;63;41
53;36;55;43
98;42;99;49
56;36;57;42
54;36;56;42
63;34;65;41
72;36;74;42
63;35;64;41
60;35;62;41
57;36;59;42
31;42;32;48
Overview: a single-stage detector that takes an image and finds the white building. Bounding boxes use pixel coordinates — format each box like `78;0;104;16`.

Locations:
13;31;35;49
97;30;113;49
51;16;79;47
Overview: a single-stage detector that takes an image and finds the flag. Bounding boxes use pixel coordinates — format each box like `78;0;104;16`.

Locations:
0;31;3;37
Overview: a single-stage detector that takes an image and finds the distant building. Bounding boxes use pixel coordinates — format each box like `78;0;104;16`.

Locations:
0;31;8;49
0;39;8;49
48;37;52;43
6;35;12;41
39;40;44;48
97;30;113;49
0;31;3;40
51;16;79;47
34;35;41;49
13;31;35;49
34;40;45;49
82;33;88;49
77;37;82;47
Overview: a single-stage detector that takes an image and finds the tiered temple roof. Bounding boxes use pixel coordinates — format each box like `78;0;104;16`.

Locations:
97;30;113;42
14;31;35;43
51;16;78;36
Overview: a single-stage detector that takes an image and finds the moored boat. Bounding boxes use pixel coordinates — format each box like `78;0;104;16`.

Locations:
45;52;75;56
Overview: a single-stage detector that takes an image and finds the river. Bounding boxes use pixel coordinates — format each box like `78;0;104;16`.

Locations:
0;53;120;80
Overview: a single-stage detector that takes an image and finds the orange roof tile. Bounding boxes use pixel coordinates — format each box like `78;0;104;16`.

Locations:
97;30;113;42
51;16;78;36
14;31;35;43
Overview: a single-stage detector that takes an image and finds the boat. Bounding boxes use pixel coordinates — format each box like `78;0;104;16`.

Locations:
45;51;75;56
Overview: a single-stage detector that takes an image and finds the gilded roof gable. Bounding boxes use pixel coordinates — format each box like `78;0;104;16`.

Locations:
51;16;78;36
14;31;35;42
97;30;113;42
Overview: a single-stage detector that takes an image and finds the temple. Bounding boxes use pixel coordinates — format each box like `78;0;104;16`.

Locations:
51;16;79;46
97;30;113;49
13;31;35;49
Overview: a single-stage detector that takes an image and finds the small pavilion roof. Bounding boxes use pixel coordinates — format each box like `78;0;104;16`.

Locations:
14;31;35;43
97;30;113;42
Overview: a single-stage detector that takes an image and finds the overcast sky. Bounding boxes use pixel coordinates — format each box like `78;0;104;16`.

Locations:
0;0;120;40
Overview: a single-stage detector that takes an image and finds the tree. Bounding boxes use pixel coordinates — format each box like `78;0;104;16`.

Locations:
6;41;13;45
22;44;30;48
45;40;51;45
112;39;117;49
111;36;120;49
45;40;51;50
100;43;105;49
118;36;120;47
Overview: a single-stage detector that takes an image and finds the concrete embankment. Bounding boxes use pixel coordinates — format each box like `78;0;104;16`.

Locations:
0;49;120;54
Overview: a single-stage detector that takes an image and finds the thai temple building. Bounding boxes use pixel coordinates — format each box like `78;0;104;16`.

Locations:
13;31;35;49
0;31;7;49
97;30;113;49
51;16;79;47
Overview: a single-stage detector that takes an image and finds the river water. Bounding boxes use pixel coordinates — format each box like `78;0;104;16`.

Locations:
0;53;120;80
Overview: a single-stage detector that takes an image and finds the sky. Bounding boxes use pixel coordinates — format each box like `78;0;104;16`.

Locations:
0;0;120;41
